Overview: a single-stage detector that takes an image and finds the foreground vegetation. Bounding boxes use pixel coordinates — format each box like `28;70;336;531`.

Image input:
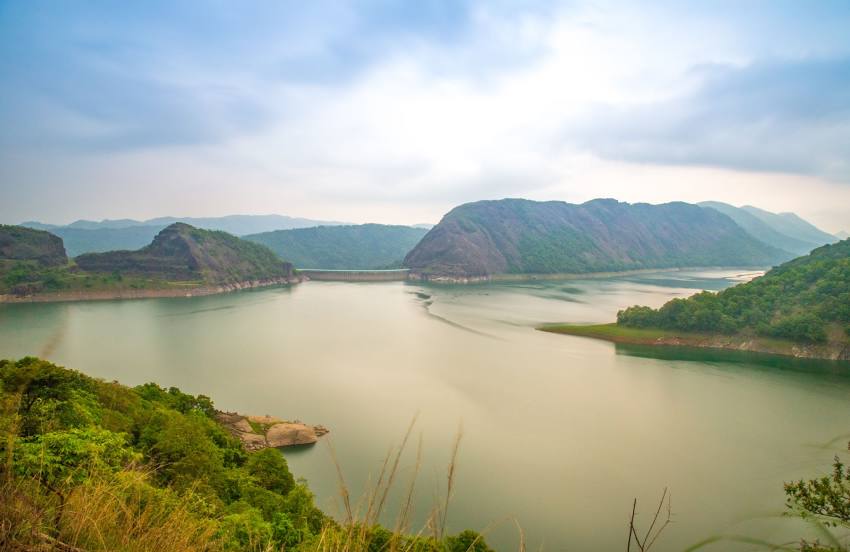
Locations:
616;239;850;346
0;357;493;551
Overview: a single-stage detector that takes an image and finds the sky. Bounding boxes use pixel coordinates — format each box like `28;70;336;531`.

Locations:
1;1;849;232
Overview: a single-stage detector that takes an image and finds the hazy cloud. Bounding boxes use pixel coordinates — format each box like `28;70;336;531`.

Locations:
2;1;850;231
572;58;850;180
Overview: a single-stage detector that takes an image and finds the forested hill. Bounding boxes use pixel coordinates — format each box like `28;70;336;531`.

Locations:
403;199;788;278
618;239;850;344
0;225;67;267
245;224;428;269
75;223;295;284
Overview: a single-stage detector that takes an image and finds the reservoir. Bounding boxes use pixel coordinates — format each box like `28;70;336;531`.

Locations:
1;269;848;550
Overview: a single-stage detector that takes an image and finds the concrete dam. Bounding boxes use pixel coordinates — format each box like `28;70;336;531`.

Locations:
299;269;410;282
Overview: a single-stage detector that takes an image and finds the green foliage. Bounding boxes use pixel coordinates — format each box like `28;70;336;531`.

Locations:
0;357;321;549
245;447;295;495
785;456;850;526
617;240;850;344
13;428;139;489
445;529;495;552
1;357;492;552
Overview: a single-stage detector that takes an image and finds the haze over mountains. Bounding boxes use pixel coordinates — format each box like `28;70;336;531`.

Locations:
13;200;838;276
20;215;349;257
699;202;839;256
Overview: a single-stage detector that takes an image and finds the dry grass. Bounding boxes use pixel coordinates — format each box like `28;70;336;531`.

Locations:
314;418;513;552
0;469;218;552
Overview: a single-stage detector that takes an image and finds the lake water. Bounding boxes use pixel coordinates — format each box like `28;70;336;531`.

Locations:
2;270;850;551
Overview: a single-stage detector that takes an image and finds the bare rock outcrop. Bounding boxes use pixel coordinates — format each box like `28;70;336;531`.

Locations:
215;411;328;451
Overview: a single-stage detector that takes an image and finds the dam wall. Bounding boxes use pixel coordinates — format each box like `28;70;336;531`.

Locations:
300;269;410;282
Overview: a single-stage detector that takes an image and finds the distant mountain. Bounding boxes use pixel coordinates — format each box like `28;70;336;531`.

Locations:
739;205;837;250
698;202;819;255
64;219;145;230
22;214;348;237
75;223;294;284
19;214;351;256
245;224;429;269
404;198;788;279
835;231;849;240
142;215;348;236
48;226;165;257
18;221;58;231
0;225;67;267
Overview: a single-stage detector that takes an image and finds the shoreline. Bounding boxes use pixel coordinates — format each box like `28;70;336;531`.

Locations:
409;265;766;284
0;276;301;304
538;323;850;362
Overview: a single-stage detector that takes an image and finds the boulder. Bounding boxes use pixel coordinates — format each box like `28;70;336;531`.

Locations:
265;422;319;447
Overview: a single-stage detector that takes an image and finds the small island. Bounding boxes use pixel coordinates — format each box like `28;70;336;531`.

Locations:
540;239;850;361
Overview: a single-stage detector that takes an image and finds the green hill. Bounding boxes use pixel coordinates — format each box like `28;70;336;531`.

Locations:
404;199;789;279
75;223;294;284
244;224;428;269
615;238;850;344
544;240;850;360
0;225;67;267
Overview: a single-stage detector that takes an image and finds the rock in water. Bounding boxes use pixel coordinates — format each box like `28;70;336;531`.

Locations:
215;411;327;451
265;423;319;447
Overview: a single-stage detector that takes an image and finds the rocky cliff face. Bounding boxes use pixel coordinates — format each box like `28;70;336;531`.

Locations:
0;225;67;267
404;199;789;278
76;223;296;284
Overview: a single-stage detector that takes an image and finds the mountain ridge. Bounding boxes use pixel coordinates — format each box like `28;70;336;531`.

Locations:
404;198;789;279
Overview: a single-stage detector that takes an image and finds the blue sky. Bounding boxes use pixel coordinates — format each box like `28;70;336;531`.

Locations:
1;1;849;231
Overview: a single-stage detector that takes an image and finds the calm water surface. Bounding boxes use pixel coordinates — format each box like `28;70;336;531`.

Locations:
2;269;849;551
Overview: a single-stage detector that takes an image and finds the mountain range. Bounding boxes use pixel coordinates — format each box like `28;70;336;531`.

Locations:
20;215;349;257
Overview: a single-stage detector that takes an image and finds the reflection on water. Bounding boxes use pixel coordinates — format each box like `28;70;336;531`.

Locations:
0;269;847;552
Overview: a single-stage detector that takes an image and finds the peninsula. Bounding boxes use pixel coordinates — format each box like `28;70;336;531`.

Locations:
540;239;850;361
